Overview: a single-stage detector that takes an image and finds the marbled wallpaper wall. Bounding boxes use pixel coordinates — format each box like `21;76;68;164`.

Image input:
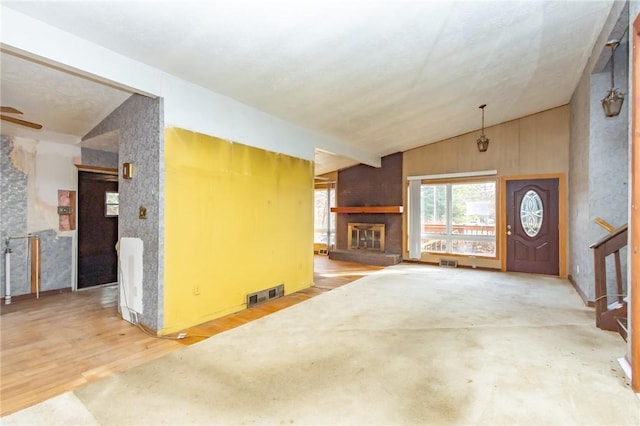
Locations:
83;94;164;330
1;136;28;298
569;38;629;303
569;64;593;301
589;42;629;301
37;229;72;292
81;148;118;169
1;136;73;298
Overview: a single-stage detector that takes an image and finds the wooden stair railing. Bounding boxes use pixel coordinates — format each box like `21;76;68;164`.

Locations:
589;223;628;333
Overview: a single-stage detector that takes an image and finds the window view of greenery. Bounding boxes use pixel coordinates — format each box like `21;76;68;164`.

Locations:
314;188;335;246
420;181;496;256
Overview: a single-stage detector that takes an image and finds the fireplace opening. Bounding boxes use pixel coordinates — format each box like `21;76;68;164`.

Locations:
347;223;385;252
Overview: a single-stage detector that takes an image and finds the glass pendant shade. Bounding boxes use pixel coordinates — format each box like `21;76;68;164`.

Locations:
476;104;489;152
601;88;624;117
476;134;489;152
602;40;624;118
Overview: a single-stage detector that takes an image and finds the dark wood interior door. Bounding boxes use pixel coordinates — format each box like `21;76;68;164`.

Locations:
506;178;559;275
78;171;118;289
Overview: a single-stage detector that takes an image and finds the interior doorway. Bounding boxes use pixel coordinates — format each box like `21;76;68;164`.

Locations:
77;171;119;289
505;178;560;275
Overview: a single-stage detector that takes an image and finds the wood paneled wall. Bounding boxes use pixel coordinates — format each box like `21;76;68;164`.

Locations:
402;105;570;268
403;105;570;177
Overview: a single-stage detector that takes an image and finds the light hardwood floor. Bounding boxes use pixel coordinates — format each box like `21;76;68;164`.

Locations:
0;256;382;416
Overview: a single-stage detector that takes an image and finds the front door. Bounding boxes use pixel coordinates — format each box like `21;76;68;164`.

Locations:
78;171;119;289
506;178;559;275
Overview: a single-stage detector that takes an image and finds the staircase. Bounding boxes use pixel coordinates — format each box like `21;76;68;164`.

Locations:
590;224;628;338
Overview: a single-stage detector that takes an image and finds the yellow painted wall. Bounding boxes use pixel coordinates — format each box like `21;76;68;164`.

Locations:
163;128;314;334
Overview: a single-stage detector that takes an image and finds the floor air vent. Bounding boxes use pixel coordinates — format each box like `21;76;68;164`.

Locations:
439;259;458;268
247;284;284;308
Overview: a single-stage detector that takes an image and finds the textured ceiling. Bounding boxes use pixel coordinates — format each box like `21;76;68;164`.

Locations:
1;1;615;173
0;51;132;145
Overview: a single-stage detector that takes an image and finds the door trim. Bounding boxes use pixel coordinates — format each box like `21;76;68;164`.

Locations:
629;12;640;393
500;173;566;276
75;164;118;175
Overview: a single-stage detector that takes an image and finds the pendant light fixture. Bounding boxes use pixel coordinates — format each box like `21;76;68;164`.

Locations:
601;40;624;117
476;104;489;152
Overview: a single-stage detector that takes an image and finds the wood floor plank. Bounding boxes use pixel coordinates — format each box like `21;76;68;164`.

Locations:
0;256;382;416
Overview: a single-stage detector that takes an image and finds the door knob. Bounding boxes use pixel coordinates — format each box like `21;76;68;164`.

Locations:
507;231;512;235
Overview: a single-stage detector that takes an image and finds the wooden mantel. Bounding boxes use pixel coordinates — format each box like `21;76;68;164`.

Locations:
330;206;403;214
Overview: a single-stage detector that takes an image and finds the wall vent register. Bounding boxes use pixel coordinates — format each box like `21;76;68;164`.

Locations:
439;259;458;268
247;284;284;308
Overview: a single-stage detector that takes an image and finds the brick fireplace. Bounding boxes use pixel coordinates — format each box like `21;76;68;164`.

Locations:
329;153;403;266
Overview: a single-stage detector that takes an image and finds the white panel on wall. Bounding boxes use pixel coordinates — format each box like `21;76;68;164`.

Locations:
408;179;421;260
118;237;144;324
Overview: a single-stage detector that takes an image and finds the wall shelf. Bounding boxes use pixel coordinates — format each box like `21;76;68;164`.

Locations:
330;206;403;214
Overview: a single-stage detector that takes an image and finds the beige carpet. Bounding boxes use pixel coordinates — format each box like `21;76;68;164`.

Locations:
3;264;639;425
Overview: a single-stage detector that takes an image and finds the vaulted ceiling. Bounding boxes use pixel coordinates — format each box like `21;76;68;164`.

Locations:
0;1;616;173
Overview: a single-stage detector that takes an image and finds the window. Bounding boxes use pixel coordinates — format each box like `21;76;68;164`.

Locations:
520;190;543;237
314;186;335;246
419;180;496;256
105;191;119;217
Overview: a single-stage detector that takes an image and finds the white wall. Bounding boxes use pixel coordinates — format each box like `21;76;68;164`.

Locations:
627;0;639;368
8;138;80;235
30;140;81;234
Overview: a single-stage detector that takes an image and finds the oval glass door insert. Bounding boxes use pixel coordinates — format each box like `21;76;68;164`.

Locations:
520;190;543;237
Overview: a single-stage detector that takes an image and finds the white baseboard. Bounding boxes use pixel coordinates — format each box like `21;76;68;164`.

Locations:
618;357;640;400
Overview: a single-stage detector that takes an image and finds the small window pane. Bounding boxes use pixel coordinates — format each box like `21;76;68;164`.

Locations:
520;190;543;237
105;192;119;204
452;182;496;236
105;204;119;217
105;191;119;217
422;238;447;253
421;184;447;235
314;188;335;245
450;239;496;256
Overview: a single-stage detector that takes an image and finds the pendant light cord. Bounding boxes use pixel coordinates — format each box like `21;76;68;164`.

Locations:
609;26;628;89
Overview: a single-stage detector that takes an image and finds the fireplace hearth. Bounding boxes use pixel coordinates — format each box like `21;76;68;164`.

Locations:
329;221;401;266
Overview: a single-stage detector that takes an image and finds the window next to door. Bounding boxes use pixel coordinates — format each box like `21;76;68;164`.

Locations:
412;180;497;257
314;185;336;248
